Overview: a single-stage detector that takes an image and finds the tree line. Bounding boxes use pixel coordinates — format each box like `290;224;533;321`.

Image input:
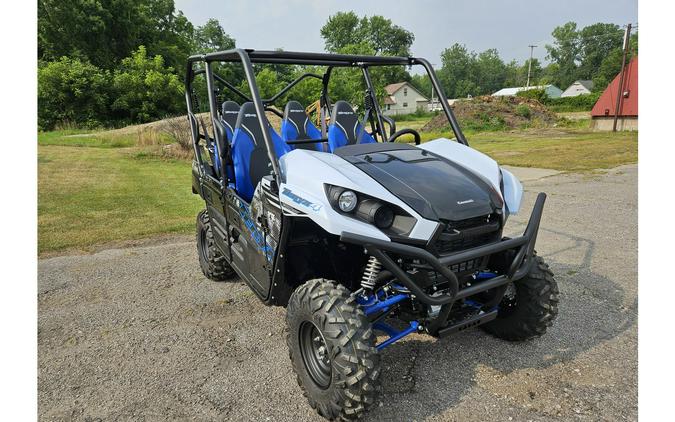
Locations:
38;3;637;130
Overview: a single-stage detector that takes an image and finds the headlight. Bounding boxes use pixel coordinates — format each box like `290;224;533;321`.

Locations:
356;199;394;229
325;185;415;236
337;190;357;212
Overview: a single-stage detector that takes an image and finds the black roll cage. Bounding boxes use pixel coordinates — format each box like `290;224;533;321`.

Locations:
185;48;468;184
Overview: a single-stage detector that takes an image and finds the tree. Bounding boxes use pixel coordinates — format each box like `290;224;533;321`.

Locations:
38;0;194;72
437;43;475;98
194;18;235;52
592;32;638;91
577;23;623;80
111;46;183;123
320;12;414;57
38;57;112;130
545;22;581;87
474;49;507;94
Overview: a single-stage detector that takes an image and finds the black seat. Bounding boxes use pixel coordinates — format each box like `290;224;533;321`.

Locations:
221;101;240;143
280;101;324;151
327;101;376;152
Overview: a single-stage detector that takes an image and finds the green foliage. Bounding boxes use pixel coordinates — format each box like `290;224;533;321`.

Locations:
545;22;581;88
38;57;112;130
515;88;601;112
194;18;235;53
437;44;509;98
111;46;184;123
516;88;549;104
515;105;532;119
546;92;602;112
38;0;195;72
320;12;414;56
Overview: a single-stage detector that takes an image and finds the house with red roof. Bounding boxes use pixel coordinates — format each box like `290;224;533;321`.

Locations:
591;56;638;131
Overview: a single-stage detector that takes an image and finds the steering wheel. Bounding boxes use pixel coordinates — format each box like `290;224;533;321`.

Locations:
388;128;421;145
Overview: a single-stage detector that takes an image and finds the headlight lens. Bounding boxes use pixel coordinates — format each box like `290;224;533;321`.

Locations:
337;190;357;212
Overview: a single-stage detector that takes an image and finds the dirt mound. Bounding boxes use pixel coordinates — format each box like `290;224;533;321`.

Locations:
422;96;558;132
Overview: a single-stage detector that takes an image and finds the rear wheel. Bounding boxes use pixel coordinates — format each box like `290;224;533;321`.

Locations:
481;254;559;341
286;279;380;420
196;209;235;281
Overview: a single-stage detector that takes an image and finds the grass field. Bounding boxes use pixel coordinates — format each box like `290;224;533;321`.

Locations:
38;121;637;255
38;131;202;254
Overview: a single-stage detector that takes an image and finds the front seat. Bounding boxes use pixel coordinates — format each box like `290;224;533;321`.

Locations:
230;102;290;202
280;100;324;152
327;101;376;152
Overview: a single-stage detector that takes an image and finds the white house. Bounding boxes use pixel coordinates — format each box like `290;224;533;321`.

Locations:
383;82;429;116
561;80;594;97
492;84;563;99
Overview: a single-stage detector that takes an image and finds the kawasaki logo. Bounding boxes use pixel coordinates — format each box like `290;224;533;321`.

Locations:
244;113;256;117
457;199;475;205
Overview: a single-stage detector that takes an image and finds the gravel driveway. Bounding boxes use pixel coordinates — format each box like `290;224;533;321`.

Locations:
38;165;637;421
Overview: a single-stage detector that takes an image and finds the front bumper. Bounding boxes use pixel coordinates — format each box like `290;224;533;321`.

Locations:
340;192;546;333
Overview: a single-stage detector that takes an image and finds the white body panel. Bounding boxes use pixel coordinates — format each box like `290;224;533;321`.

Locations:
277;138;524;243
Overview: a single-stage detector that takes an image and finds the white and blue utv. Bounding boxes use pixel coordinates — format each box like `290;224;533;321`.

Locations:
185;49;559;421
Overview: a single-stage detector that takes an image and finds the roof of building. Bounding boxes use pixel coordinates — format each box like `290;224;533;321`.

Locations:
576;80;594;90
591;56;638;117
492;84;560;96
384;82;408;95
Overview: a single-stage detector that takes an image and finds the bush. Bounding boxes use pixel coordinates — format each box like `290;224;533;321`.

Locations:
546;92;601;112
111;46;184;124
516;88;549;104
515;104;532;118
38;57;112;130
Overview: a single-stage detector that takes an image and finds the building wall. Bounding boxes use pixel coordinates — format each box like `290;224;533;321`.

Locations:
383;84;428;116
590;116;638;131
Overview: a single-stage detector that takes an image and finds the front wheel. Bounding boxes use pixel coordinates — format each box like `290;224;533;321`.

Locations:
481;254;559;341
286;279;381;420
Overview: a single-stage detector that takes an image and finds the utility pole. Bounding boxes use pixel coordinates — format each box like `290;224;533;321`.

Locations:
526;45;537;87
613;23;632;132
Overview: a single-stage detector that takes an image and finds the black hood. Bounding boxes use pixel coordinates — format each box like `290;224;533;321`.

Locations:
335;143;502;222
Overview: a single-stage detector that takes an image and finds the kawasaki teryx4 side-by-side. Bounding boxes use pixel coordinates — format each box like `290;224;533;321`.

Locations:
185;49;559;420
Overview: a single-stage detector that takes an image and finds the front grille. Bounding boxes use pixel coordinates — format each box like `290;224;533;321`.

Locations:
433;213;501;256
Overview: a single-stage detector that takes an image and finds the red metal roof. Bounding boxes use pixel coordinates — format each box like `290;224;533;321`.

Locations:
591;56;638;117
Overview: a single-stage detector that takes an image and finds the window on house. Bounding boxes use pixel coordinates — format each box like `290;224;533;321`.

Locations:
403;102;408;107
403;88;408;96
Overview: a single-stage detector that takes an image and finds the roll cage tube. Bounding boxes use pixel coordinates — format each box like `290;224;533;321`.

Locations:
185;49;470;178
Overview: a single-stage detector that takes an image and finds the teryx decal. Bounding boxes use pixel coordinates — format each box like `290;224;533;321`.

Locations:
281;188;322;212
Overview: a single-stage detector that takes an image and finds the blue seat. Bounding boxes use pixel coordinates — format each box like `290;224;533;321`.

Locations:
327;101;376;152
280;101;324;152
231;102;290;202
219;101;240;182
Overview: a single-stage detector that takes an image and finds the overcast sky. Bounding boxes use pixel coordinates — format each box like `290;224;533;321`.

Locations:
175;0;637;66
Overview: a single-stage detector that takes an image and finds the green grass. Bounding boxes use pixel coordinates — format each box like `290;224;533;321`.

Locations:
401;126;637;172
38;130;137;148
38;121;637;255
38;141;202;254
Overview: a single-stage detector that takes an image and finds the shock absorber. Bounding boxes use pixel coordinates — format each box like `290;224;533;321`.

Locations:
361;256;382;290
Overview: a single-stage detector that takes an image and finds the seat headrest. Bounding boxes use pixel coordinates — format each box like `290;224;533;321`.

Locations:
221;101;240;132
283;100;310;138
234;102;266;146
330;101;360;141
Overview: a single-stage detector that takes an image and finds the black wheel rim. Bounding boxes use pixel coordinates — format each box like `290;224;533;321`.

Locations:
198;226;209;262
299;321;332;389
